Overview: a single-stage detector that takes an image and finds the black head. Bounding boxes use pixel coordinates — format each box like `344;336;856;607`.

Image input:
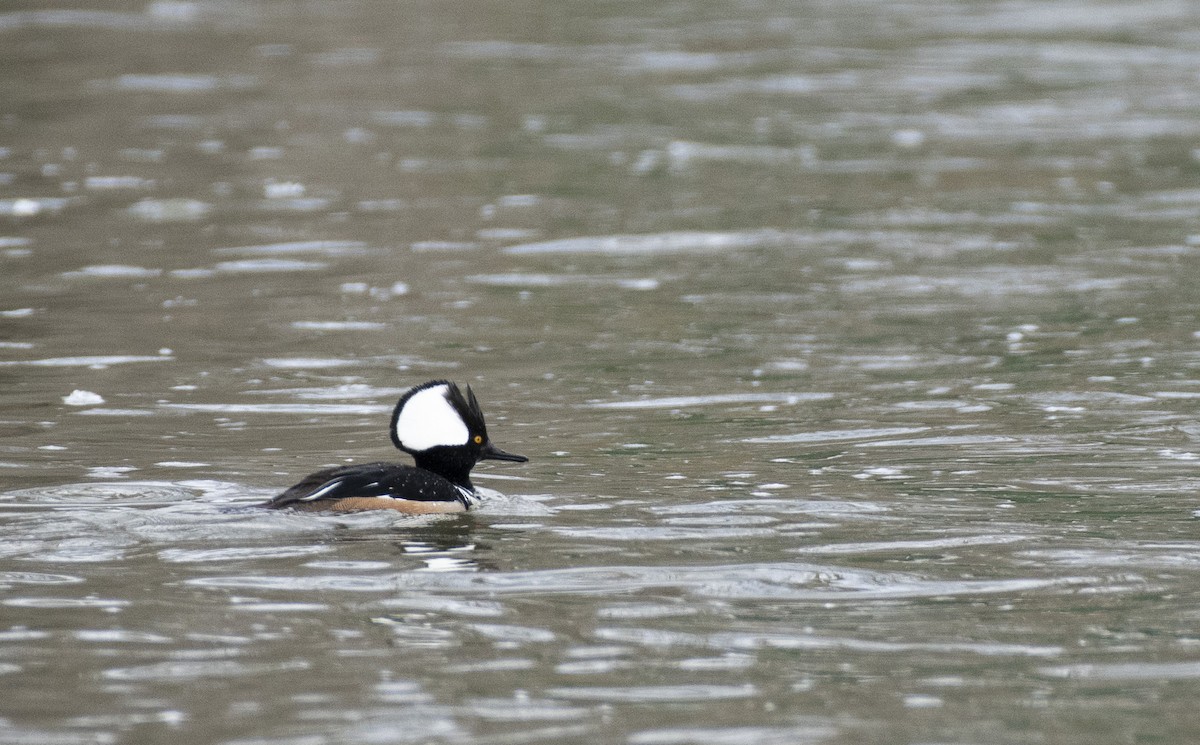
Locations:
389;380;527;486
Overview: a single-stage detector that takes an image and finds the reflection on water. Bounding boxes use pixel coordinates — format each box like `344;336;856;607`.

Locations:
4;0;1200;743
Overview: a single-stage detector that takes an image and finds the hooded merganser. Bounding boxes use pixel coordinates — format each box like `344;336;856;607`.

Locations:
265;380;527;513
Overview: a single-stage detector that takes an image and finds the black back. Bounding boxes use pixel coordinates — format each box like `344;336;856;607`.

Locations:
266;462;472;509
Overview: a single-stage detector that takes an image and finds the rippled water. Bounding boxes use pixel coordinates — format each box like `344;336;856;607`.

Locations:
5;1;1200;743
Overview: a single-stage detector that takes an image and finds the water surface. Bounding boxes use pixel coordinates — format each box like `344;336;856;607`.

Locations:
4;1;1200;743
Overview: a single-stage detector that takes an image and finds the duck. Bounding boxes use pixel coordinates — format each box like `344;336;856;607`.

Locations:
265;380;527;513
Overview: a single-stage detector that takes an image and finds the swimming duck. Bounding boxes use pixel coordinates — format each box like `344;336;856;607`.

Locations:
265;380;527;513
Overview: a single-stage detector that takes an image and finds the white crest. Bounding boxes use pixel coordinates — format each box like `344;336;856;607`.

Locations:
394;383;470;451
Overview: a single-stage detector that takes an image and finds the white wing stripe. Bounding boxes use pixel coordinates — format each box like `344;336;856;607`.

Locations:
299;479;345;501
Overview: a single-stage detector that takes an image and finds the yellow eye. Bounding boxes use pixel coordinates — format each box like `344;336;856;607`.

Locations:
473;435;483;444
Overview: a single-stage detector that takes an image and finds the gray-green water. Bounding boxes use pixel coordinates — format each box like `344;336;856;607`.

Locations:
4;1;1200;743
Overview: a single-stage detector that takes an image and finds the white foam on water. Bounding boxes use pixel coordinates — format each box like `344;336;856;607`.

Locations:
504;230;793;256
214;259;328;273
62;265;163;279
743;426;930;444
214;240;368;256
0;355;171;368
589;392;834;410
